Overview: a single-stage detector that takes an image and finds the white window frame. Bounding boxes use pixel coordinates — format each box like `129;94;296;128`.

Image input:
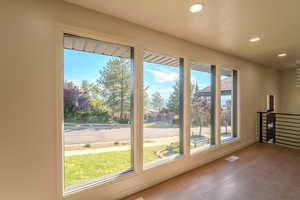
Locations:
189;61;217;154
219;67;240;144
55;25;241;197
58;29;142;196
142;50;185;169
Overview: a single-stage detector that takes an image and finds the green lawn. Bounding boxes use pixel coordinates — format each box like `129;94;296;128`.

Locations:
64;145;165;186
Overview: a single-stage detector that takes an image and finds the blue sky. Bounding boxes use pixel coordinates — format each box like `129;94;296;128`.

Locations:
64;49;217;103
144;63;210;100
64;49;111;85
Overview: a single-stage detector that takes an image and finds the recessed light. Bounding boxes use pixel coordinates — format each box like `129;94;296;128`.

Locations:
249;37;260;42
190;4;204;13
278;53;287;57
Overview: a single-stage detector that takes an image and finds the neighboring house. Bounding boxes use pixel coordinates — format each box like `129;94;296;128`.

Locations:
198;77;233;96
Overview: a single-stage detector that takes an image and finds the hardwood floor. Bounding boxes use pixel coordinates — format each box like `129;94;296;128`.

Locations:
124;143;300;200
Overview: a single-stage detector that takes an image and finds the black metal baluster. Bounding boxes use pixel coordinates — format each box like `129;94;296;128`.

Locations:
259;112;263;143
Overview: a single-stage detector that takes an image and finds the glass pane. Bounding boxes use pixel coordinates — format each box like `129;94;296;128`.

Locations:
63;34;133;190
220;69;233;142
190;62;212;151
143;51;182;167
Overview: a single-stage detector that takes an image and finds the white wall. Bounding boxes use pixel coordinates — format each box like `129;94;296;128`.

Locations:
279;69;300;113
0;1;280;200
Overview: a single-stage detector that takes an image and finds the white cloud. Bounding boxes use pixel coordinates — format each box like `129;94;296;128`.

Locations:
191;78;209;89
191;76;196;83
197;83;209;89
146;67;179;83
146;85;171;99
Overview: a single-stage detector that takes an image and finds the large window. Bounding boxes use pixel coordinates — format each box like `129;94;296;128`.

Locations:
220;68;238;142
143;51;183;167
190;62;215;151
63;34;134;190
61;33;240;193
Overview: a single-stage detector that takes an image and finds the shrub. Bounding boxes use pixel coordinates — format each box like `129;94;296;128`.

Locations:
119;118;130;124
172;118;179;126
64;110;109;123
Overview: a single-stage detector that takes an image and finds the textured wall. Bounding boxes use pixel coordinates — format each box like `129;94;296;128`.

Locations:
279;69;300;113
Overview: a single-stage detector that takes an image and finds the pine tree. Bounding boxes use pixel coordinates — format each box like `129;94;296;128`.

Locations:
97;58;131;121
151;91;164;112
167;80;180;114
81;80;90;97
144;90;151;113
191;83;210;135
192;83;201;103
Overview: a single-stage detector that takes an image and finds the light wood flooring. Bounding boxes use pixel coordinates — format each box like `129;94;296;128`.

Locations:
124;143;300;200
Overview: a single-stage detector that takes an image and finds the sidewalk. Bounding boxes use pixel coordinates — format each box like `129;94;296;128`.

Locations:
64;137;177;157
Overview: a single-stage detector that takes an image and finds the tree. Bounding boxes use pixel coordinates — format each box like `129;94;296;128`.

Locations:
167;80;180;114
221;99;232;135
81;80;107;111
97;58;131;121
191;83;210;135
81;80;90;97
144;90;151;113
89;98;108;112
151;91;164;112
192;83;201;103
64;81;90;113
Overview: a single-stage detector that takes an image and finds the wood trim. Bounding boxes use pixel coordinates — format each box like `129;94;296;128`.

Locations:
135;47;144;173
215;67;221;145
183;58;191;155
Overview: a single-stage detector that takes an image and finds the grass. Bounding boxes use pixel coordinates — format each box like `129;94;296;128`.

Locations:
64;145;165;186
143;145;167;163
144;123;155;127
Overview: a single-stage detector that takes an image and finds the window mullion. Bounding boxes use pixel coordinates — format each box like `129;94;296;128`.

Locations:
183;58;191;155
215;66;221;145
133;47;144;173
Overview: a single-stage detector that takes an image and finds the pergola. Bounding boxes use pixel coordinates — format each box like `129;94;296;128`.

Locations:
64;34;233;96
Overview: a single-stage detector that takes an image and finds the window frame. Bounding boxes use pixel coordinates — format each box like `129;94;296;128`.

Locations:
61;32;138;195
142;51;185;169
57;27;241;197
219;68;239;143
189;62;217;154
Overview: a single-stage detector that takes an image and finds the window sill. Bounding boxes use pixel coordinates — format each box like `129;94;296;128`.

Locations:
64;168;136;198
143;153;182;171
190;144;212;154
221;136;239;145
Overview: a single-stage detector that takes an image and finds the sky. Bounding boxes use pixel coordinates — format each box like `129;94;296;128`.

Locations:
143;62;210;100
64;49;230;104
64;49;111;86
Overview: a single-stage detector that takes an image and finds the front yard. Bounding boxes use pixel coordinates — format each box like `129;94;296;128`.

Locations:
64;145;165;186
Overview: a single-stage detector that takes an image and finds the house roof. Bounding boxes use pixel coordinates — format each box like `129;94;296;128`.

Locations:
200;77;232;92
197;77;232;96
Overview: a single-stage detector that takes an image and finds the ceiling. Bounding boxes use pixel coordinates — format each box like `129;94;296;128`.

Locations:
65;0;300;70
